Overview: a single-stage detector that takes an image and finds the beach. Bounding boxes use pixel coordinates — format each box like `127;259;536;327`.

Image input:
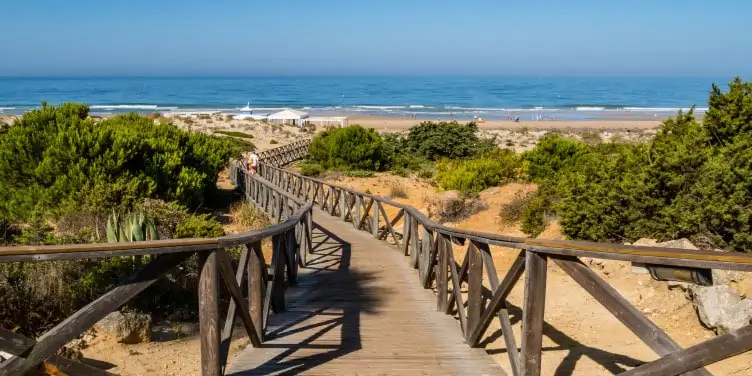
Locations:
345;115;664;131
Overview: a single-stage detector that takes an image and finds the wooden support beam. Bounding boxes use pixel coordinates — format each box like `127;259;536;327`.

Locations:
216;248;261;349
198;251;221;376
437;234;449;312
446;239;468;336
550;255;711;376
248;241;266;342
466;241;484;339
520;251;547;376
0;252;192;376
621;324;752;376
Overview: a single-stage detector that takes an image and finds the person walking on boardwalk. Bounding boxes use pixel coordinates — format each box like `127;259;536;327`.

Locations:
248;149;259;175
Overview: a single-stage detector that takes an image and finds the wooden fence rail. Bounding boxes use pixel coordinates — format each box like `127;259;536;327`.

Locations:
255;144;752;376
0;169;312;376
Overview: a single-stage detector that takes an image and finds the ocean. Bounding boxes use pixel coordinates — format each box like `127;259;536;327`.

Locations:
0;76;728;120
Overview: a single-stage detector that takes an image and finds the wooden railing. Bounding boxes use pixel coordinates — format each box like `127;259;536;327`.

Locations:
257;139;311;167
256;148;752;376
0;170;313;376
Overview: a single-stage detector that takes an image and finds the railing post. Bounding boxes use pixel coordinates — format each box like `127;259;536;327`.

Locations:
248;241;264;342
340;191;347;221
372;200;379;238
198;250;221;376
355;195;362;228
466;241;483;340
520;250;547;376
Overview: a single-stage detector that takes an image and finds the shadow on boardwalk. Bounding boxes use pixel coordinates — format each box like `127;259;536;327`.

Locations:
229;223;388;375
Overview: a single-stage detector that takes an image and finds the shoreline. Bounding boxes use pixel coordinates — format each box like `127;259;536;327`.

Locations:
344;115;664;131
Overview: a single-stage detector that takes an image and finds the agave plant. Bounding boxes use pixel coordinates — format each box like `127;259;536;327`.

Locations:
106;210;159;243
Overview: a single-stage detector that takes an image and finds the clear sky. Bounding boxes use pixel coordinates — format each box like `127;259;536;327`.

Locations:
2;0;750;76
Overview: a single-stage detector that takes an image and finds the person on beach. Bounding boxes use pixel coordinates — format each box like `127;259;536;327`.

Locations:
248;149;259;175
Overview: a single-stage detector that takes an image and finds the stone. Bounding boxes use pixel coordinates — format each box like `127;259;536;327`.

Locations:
690;285;742;332
632;238;658;246
631;262;650;275
95;311;152;344
717;299;752;334
655;238;698;250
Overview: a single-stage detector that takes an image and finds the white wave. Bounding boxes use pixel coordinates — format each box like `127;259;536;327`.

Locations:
354;105;406;110
90;104;179;110
408;105;425;108
622;107;707;112
0;107;15;112
575;107;606;111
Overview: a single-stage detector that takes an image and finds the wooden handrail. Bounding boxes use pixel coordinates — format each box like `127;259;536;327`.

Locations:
259;162;752;270
0;167;314;376
252;141;752;376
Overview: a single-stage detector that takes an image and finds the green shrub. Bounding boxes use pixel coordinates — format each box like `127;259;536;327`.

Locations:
299;162;325;177
403;121;494;160
174;214;225;238
392;167;409;177
520;191;551;237
0;103;231;222
269;139;279;145
522;135;591;183
435;149;521;193
526;78;752;252
308;125;392;171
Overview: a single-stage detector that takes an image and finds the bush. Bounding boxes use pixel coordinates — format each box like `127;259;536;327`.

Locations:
526;78;752;252
0;103;232;222
435;148;521;193
308;125;392;171
499;190;536;227
522;135;591;183
174;213;225;239
388;182;408;198
269;139;279;145
299;162;325;177
424;191;487;223
403;121;494;160
231;201;271;230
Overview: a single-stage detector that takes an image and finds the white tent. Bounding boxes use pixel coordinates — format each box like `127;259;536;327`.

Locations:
268;109;309;127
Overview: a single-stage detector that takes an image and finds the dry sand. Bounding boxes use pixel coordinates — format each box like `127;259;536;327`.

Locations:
348;115;663;131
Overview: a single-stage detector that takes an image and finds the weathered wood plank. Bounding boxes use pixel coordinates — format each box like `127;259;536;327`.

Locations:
0;252;192;376
520;251;547;376
219;245;251;368
437;234;449;312
621;324;752;376
550;255;711;376
466;241;484;340
216;248;261;349
198;251;221;376
248;241;265;342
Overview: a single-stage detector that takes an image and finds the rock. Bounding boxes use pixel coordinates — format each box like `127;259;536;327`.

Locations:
655;238;698;250
717;299;752;334
691;285;742;333
632;238;658;246
631;262;650;275
95;311;152;344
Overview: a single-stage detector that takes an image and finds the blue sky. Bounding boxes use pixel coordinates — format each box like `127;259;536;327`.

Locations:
1;0;750;76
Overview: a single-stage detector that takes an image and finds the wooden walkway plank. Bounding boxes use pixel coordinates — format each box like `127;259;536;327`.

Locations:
226;208;505;375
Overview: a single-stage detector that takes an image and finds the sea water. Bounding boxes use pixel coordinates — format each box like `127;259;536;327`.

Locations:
0;76;728;120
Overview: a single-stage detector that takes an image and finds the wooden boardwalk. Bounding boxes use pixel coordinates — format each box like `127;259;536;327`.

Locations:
226;208;505;375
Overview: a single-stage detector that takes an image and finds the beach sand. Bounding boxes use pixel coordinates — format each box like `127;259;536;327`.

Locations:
347;115;663;131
